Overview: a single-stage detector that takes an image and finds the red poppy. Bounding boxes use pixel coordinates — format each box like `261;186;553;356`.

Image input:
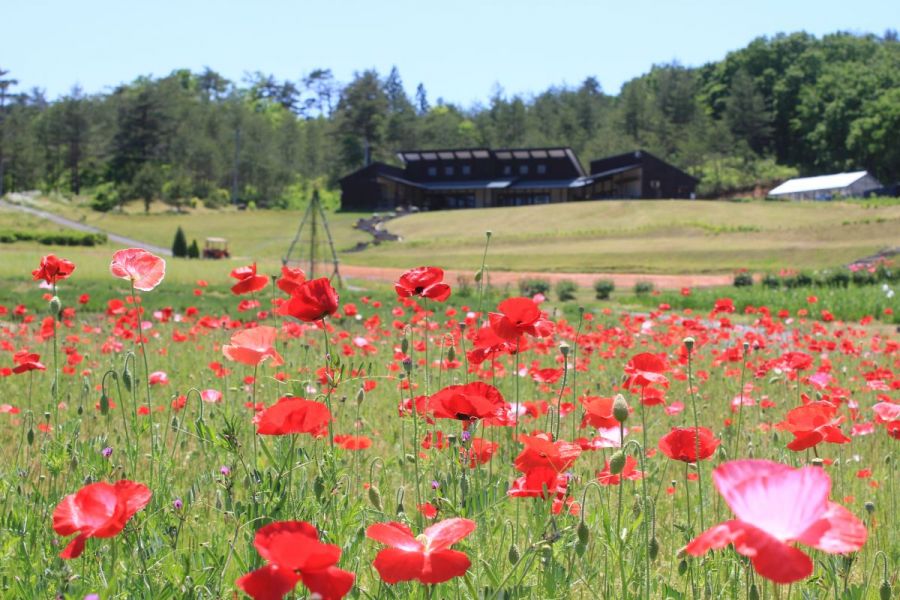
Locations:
465;437;498;467
684;460;866;584
779;351;813;372
334;434;372;450
223;326;284;367
508;466;569;499
280;278;339;322
623;353;669;390
110;248;166;291
230;263;269;295
488;297;554;342
467;325;525;365
366;518;475;584
776;402;850;451
256;397;331;437
428;381;506;426
32;254;75;285
658;427;720;462
236;521;354;600
597;456;643;486
276;265;307;295
394;267;451;302
514;433;582;473
52;480;152;559
580;396;617;429
12;351;46;374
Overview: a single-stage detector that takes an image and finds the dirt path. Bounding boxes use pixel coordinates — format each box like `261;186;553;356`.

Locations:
340;264;731;290
0;200;173;256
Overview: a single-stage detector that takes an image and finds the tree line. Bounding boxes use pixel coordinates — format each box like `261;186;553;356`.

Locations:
0;30;897;210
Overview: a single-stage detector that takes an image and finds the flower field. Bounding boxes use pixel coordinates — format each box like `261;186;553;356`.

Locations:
0;252;897;599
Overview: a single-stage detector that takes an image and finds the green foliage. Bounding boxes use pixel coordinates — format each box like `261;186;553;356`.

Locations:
733;272;753;287
555;279;578;302
0;228;106;246
188;238;200;259
518;277;551;297
593;279;615;300
172;226;188;258
634;281;655;295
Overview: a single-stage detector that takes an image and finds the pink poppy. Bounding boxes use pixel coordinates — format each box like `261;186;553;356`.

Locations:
222;326;285;367
110;248;166;291
684;459;866;584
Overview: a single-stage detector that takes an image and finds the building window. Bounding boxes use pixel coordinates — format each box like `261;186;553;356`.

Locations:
519;165;529;175
461;164;471;176
536;164;547;175
444;165;455;176
502;165;512;176
427;166;437;177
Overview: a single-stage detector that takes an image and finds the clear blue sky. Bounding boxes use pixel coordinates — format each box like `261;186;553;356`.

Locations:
2;0;896;105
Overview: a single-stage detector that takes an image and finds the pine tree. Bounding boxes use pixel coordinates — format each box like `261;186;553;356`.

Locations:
172;226;188;257
188;238;200;259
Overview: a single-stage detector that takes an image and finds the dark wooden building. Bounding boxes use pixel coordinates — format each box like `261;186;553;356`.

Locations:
339;147;698;211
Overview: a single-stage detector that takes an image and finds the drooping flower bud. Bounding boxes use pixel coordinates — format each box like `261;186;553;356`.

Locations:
648;537;659;560
609;450;626;475
49;296;61;317
576;520;589;545
613;394;629;424
368;486;383;511
508;543;520;565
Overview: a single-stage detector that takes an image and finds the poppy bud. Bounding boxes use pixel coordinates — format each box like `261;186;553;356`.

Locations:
447;346;456;362
356;387;365;405
864;501;875;514
648;536;659;560
100;394;109;415
576;520;589;545
123;365;133;392
27;428;34;445
486;230;493;239
880;580;891;600
609;451;626;475
49;296;61;317
678;558;688;576
742;341;750;351
575;540;586;557
559;342;570;357
401;338;409;354
612;394;629;424
402;358;413;373
749;583;760;600
508;543;520;565
368;486;383;511
405;453;415;464
683;337;695;352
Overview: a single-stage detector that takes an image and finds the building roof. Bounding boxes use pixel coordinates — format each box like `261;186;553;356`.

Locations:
769;171;872;195
396;146;587;177
509;178;587;190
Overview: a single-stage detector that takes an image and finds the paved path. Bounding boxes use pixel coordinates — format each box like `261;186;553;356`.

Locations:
340;264;731;290
0;200;172;256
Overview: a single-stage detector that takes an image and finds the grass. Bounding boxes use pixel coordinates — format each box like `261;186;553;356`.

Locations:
4;196;900;275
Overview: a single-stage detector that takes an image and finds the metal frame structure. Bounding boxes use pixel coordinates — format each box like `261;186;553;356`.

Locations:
283;189;342;286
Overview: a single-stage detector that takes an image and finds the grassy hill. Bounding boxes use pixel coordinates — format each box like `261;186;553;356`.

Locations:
346;199;900;273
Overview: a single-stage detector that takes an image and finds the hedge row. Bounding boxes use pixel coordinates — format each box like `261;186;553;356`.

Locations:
0;229;107;246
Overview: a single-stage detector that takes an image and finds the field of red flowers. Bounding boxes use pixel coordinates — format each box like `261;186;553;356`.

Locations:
1;251;897;599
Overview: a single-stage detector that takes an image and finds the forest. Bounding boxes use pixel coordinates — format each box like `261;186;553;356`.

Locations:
0;30;897;210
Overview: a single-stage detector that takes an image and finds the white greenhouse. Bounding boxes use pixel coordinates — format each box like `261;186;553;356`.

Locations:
768;171;882;200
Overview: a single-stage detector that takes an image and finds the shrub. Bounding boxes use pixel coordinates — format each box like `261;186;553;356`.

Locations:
634;281;655;296
204;188;231;209
825;271;850;288
518;278;550;297
91;183;120;212
733;272;753;288
555;279;578;302
851;270;876;286
784;272;813;289
762;274;781;289
172;226;188;258
188;239;200;259
1;230;108;246
593;279;615;300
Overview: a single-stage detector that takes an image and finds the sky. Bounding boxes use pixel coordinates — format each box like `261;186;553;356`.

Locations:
2;0;897;105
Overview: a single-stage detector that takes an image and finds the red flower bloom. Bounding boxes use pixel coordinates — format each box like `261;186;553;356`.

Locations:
514;432;581;473
12;351;46;374
223;326;284;367
334;434;372;450
507;466;568;499
488;297;554;342
52;480;152;559
256;397;331;437
279;277;339;322
428;381;506;425
276;265;307;295
580;396;617;429
597;456;643;486
465;437;498;467
366;518;475;584
658;427;720;462
623;353;669;390
466;325;524;365
684;460;866;584
110;248;166;291
32;254;75;285
395;266;451;302
230;263;269;295
236;521;354;600
776;402;850;451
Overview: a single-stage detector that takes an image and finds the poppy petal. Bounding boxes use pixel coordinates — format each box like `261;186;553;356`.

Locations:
236;564;301;600
301;566;355;600
366;522;421;551
59;533;89;559
372;547;426;583
420;549;471;584
796;501;867;553
423;518;476;552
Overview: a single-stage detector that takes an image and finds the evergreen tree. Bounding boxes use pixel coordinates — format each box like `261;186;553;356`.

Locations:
188;238;200;259
172;226;188;257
